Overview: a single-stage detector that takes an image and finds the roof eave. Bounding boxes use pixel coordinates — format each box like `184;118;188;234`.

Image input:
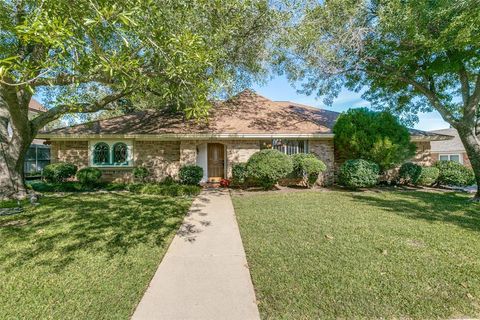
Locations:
36;132;336;141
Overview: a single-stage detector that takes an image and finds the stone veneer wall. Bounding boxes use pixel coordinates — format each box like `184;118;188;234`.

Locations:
50;141;89;168
411;141;433;166
308;139;335;185
134;141;181;181
224;140;261;177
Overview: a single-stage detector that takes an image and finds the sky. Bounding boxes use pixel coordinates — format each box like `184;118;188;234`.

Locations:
252;75;450;131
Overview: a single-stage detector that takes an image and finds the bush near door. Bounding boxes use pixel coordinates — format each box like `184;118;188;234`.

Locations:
179;165;203;185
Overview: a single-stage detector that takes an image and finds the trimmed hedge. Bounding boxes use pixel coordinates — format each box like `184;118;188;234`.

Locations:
76;167;102;186
398;162;421;185
338;159;379;189
415;167;440;186
435;160;475;186
132;166;150;182
137;183;201;197
179;165;203;185
43;162;77;183
246;149;293;189
290;153;327;187
232;163;247;185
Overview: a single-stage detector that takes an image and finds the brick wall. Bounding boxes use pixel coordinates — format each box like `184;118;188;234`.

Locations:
134;141;181;181
411;141;432;166
50;141;89;168
224;140;261;177
309;139;335;185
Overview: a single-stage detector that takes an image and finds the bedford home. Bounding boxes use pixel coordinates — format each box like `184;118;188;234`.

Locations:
37;90;452;184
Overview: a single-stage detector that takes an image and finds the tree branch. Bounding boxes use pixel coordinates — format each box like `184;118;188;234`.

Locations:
31;90;131;130
459;64;470;105
31;73;114;87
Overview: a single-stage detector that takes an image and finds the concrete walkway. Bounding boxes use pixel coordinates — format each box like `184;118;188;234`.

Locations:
132;189;260;320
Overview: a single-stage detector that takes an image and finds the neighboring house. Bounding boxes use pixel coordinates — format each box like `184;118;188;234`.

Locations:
37;90;452;184
430;128;471;168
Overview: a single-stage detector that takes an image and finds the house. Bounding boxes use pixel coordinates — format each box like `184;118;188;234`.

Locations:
430;128;471;168
36;90;452;184
20;99;51;175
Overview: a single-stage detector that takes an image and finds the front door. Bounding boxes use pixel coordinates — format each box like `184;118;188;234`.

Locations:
207;143;225;181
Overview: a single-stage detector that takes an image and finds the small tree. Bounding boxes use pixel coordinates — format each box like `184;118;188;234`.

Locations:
333;108;416;172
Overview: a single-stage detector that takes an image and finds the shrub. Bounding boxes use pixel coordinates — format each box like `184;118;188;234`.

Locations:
43;162;77;183
76;167;102;186
179;165;203;185
246;149;293;189
435;160;475;186
136;183;201;197
104;182;128;191
338;159;380;189
132;166;150;182
398;162;421;185
415;167;440;186
290;153;327;187
162;175;176;185
232;163;247;185
333;108;416;172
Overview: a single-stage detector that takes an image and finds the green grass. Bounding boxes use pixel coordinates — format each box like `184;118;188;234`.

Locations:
233;189;480;319
0;192;194;319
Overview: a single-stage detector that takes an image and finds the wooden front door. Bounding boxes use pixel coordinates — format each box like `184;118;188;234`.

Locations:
207;143;225;181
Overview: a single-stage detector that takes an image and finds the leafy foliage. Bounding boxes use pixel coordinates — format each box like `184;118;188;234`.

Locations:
399;163;422;185
136;183;201;197
416;167;440;186
132;166;150;182
179;165;203;185
276;0;480;197
290;153;326;187
76;167;102;186
338;159;379;189
333;108;415;172
435;161;476;187
232;163;247;185
246;149;293;189
43;162;78;183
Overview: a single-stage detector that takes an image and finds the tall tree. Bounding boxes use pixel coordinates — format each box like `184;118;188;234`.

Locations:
276;0;480;200
0;0;279;199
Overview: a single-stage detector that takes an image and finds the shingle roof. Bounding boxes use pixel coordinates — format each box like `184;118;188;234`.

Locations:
40;89;454;141
430;128;466;152
43;89;338;135
29;99;47;113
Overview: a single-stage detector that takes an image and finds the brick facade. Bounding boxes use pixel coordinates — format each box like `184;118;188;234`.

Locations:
411;141;433;166
50;138;435;185
50;141;89;168
309;139;335;185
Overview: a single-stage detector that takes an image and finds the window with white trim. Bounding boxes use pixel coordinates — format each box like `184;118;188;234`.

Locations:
261;139;309;155
439;154;462;164
91;141;132;166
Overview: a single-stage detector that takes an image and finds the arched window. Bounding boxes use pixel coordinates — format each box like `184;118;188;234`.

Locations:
113;142;128;165
93;142;110;165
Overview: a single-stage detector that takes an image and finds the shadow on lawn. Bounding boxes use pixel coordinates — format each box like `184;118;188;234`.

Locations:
0;193;192;271
352;190;480;232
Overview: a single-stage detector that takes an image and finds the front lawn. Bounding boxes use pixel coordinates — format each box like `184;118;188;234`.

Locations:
0;192;194;319
233;189;480;319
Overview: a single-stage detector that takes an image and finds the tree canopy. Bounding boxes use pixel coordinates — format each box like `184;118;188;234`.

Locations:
276;0;480;198
0;0;281;198
333;108;416;171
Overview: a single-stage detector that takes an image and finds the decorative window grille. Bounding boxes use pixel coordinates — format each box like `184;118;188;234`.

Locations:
271;139;308;155
112;143;128;165
93;142;110;165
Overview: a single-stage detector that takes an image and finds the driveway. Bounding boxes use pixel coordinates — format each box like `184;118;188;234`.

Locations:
132;189;260;320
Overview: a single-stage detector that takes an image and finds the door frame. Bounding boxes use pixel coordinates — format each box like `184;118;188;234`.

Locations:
207;143;226;181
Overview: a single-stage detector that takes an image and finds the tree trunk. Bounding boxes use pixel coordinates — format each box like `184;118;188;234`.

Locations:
457;127;480;200
0;135;31;200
